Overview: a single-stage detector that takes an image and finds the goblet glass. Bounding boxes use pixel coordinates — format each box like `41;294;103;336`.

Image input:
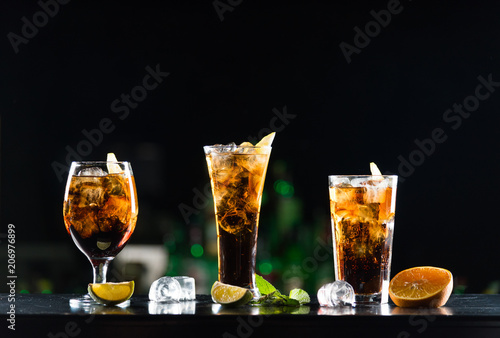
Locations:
63;161;138;307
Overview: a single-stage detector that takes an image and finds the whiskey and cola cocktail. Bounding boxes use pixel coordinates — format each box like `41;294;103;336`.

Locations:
204;140;272;298
329;175;397;305
63;159;138;306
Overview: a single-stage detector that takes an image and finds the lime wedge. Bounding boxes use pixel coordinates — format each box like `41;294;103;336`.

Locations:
211;281;253;306
107;153;122;174
256;132;275;147
88;281;135;306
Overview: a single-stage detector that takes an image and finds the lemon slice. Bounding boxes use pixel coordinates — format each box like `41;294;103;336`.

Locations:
96;241;111;250
88;281;135;306
239;141;254;147
370;162;382;176
211;281;253;306
256;132;275;147
107;153;123;174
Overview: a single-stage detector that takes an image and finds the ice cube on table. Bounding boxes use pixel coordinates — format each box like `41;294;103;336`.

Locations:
149;277;182;302
173;276;196;301
317;283;332;306
149;276;196;302
317;281;354;307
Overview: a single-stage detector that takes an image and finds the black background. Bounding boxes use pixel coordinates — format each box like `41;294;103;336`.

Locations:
1;0;500;293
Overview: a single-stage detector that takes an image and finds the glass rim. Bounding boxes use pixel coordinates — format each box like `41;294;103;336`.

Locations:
328;174;398;178
203;145;272;149
70;161;131;165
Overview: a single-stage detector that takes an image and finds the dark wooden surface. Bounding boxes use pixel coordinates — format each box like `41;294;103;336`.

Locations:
2;294;500;337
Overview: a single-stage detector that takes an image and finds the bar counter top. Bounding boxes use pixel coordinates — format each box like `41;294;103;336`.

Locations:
2;293;500;337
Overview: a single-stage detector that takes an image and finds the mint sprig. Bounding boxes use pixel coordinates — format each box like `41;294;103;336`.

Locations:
255;274;277;295
252;275;309;307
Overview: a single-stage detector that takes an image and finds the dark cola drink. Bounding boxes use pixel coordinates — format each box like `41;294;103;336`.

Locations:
329;175;397;305
63;173;138;259
205;144;272;298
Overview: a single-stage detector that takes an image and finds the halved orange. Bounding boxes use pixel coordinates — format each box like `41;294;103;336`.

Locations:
389;266;453;308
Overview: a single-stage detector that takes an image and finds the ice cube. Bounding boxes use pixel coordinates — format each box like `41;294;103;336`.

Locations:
317;281;354;307
105;175;126;196
71;216;100;239
222;142;237;153
173;276;196;301
149;277;182;302
218;208;249;235
210;143;237;153
356;203;379;220
317;283;333;306
364;186;387;204
78;167;107;176
350;178;367;187
329;176;350;187
332;187;365;207
97;195;130;232
78;181;105;208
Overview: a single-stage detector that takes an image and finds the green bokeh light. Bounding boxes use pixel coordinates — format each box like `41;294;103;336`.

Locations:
273;180;294;198
191;244;204;258
259;261;273;275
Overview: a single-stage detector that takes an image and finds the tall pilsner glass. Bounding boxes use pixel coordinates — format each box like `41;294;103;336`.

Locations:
204;145;271;298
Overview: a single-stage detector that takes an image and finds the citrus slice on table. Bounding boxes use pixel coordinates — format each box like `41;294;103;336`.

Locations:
211;281;253;306
88;281;135;306
389;266;453;308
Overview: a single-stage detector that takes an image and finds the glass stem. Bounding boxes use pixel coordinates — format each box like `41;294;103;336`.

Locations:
91;258;112;284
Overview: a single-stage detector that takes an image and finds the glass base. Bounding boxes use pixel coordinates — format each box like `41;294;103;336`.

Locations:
249;287;261;300
353;293;385;307
69;294;130;309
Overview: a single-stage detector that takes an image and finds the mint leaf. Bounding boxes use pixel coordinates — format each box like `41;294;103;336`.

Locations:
284;296;300;307
289;289;310;305
255;274;277;295
251;292;300;307
250;291;279;305
252;275;305;308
